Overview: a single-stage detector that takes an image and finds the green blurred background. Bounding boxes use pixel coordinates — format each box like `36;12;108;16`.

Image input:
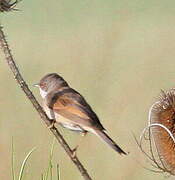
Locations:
0;0;175;179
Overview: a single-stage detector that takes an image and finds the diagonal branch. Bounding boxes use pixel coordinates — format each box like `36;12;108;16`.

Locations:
0;26;92;180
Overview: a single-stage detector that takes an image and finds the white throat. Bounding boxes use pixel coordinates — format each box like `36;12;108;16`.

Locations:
39;88;48;98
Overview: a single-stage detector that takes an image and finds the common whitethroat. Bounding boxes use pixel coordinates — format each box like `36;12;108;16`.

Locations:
35;73;126;155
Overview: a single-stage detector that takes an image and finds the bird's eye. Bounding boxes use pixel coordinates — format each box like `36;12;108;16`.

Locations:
40;82;46;88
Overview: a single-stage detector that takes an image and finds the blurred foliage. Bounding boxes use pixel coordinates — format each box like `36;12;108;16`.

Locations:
0;0;175;179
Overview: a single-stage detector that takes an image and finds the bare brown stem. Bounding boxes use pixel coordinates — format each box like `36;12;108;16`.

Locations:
0;26;92;180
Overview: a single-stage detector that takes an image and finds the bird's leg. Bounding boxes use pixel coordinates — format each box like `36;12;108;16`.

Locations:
72;131;87;157
48;119;56;129
47;108;56;129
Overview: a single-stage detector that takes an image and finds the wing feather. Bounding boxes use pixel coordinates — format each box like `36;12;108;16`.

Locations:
48;89;104;130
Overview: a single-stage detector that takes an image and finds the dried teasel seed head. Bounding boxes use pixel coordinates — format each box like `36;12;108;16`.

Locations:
0;0;20;12
149;89;175;175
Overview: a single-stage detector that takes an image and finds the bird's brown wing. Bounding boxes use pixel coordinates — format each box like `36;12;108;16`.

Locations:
47;89;105;130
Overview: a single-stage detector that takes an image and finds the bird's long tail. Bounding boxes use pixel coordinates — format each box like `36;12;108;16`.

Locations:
94;129;127;155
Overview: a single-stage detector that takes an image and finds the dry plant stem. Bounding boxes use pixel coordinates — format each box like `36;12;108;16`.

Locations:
0;26;92;180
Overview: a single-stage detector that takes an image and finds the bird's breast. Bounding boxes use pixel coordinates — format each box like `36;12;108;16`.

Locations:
55;113;86;132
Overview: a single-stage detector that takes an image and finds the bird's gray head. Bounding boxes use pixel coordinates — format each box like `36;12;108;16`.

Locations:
35;73;69;98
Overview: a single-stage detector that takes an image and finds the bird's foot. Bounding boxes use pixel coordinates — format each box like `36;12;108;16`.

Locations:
48;119;56;129
72;145;79;158
81;131;87;137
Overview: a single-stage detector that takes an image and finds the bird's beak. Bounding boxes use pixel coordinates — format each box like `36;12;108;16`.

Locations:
33;83;39;87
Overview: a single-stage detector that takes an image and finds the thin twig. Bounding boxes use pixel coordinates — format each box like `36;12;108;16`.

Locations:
11;137;16;180
0;26;92;180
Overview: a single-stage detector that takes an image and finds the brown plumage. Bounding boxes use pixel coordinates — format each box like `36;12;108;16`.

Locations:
36;73;126;155
47;88;105;130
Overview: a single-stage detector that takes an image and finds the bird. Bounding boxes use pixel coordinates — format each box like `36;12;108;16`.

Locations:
34;73;126;155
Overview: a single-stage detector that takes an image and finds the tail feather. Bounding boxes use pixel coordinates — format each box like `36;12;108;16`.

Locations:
94;129;127;155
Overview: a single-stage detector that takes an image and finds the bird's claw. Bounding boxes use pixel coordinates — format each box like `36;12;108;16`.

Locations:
48;119;56;129
72;145;79;158
81;131;87;137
